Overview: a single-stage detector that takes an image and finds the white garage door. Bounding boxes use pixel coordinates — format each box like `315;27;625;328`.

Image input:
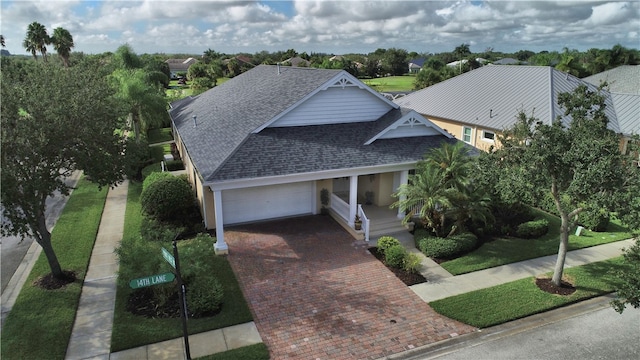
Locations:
222;182;314;225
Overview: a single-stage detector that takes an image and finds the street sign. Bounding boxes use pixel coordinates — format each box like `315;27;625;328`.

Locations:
162;247;176;268
129;272;176;289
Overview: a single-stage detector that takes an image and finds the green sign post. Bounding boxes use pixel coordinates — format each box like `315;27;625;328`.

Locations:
162;247;176;268
129;272;176;289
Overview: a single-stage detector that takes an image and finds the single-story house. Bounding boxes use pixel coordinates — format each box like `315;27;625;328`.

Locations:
408;58;426;73
169;65;457;253
281;56;311;67
165;58;198;79
394;65;638;154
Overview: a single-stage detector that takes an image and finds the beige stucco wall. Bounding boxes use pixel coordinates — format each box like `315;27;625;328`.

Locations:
377;172;395;206
427;116;498;152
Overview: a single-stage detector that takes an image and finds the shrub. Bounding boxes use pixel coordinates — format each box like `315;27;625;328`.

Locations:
402;253;422;274
516;218;549;238
187;276;224;316
165;159;185;171
377;236;401;254
385;244;407;268
140;216;184;242
140;175;194;222
416;232;478;259
578;206;610;232
142;171;173;191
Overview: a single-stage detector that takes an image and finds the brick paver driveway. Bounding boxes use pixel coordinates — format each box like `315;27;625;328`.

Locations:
225;216;475;359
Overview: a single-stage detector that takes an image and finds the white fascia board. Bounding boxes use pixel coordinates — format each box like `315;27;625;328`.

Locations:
205;162;417;191
252;71;399;134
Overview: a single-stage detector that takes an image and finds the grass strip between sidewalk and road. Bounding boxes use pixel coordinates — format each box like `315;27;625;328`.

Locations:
0;177;109;360
441;209;632;275
110;181;254;352
430;257;628;328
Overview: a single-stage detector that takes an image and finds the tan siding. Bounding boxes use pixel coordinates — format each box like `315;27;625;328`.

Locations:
377;172;395;207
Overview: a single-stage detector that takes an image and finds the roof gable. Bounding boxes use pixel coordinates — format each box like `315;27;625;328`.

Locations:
365;109;452;145
254;71;398;131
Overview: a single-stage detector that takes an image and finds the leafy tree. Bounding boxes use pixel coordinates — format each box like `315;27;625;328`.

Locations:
22;21;50;61
383;48;409;76
202;48;221;64
113;43;142;69
556;48;584;77
1;34;5;47
611;238;640;313
51;27;74;68
1;61;127;279
110;68;168;141
485;84;639;286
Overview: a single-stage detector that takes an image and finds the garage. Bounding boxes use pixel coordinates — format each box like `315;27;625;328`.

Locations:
221;181;314;225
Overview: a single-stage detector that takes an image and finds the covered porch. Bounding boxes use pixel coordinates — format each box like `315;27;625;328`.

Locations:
325;171;411;241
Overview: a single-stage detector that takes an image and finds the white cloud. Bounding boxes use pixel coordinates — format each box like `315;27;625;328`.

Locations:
1;0;638;56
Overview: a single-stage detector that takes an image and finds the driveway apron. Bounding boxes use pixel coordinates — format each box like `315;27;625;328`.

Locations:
225;216;475;359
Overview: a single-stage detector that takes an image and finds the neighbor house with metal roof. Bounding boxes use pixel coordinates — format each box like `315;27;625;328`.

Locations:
169;65;457;253
394;65;638;153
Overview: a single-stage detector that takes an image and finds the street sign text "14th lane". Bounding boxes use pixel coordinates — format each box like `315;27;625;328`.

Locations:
129;272;176;289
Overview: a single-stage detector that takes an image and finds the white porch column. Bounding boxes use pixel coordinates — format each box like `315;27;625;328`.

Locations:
213;190;228;254
348;175;358;226
397;170;409;219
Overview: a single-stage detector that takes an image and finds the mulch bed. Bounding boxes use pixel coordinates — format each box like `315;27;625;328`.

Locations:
535;277;576;296
368;247;427;286
33;270;76;290
126;287;221;319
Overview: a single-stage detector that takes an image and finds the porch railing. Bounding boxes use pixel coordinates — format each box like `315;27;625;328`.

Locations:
357;204;370;242
330;192;350;222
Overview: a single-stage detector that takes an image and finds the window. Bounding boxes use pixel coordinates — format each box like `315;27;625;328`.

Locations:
462;126;472;143
482;130;495;142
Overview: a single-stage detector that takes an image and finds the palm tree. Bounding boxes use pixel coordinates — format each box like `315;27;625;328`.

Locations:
421;141;474;192
51;27;74;67
23;22;50;61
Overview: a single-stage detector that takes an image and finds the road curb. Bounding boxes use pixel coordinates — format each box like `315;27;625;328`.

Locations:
382;294;617;360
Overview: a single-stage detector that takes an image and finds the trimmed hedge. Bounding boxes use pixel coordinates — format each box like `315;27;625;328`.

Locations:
385;244;407;268
377;236;401;253
142;171;174;191
415;229;478;259
515;218;549;238
140;175;194;222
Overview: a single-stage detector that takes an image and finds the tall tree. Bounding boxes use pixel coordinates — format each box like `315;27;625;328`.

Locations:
611;238;640;313
110;68;168;141
22;21;50;61
1;34;5;47
485;85;639;286
1;60;127;279
51;27;74;67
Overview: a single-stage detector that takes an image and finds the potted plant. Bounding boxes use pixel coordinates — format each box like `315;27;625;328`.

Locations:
354;215;362;230
320;188;329;215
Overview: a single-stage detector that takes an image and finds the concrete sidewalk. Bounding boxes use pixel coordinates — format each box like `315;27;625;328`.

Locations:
409;238;635;303
65;180;129;359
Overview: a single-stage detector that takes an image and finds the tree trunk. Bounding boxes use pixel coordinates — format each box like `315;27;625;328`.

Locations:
551;212;570;286
36;210;64;278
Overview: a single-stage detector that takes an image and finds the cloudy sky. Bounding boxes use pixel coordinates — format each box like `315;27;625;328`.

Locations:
1;0;638;56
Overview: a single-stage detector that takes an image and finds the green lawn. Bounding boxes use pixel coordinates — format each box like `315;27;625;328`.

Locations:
430;257;627;328
440;209;632;275
110;181;254;352
149;144;173;162
147;127;173;144
0;178;108;360
362;75;415;92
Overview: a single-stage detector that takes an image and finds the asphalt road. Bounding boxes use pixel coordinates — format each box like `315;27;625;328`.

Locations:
423;302;640;360
1;171;81;294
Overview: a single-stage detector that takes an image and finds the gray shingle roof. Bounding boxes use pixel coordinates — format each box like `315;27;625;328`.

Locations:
213;115;456;181
170;65;357;182
394;65;619;133
582;65;640;95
